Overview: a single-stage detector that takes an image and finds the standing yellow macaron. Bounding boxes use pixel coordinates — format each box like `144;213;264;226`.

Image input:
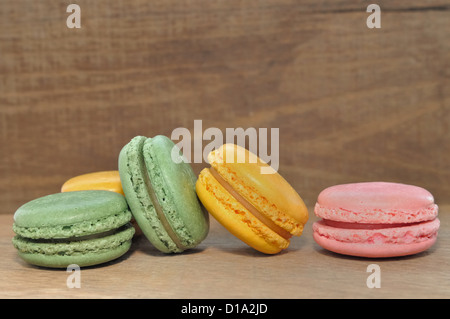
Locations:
196;144;308;254
61;171;124;195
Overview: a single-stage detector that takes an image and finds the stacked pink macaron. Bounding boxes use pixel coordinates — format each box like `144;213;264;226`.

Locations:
313;182;440;258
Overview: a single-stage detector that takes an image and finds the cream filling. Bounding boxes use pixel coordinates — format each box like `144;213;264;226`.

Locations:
209;168;292;240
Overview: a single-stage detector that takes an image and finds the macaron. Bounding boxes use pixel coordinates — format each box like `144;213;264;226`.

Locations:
118;135;209;253
61;171;124;195
313;182;440;258
12;190;135;268
196;144;309;254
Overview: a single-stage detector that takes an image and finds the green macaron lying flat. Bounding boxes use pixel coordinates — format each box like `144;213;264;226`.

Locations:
12;190;135;268
119;135;209;253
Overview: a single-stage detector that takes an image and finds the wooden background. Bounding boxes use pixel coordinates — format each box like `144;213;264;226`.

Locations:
1;0;450;214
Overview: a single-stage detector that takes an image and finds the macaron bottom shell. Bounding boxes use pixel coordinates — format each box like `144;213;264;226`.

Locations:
12;223;135;268
16;240;133;268
312;218;440;258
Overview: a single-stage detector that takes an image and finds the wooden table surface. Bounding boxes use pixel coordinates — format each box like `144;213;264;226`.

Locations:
1;0;449;300
1;205;448;299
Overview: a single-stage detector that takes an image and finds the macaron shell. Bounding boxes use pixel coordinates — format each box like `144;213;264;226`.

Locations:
143;136;209;249
196;168;287;254
16;241;132;268
313;219;439;258
208;144;308;236
13;191;131;239
316;182;438;224
118;136;176;253
15;225;134;268
61;171;124;195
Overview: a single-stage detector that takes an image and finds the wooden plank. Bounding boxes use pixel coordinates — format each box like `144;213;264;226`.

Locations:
0;1;449;213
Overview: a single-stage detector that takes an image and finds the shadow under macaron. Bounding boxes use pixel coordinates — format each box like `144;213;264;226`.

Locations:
130;232;206;257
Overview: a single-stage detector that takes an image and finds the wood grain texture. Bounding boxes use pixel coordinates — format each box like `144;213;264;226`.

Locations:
1;206;449;298
1;1;450;214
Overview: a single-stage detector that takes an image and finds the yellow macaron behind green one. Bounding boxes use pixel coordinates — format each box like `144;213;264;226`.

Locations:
61;171;124;195
196;144;308;254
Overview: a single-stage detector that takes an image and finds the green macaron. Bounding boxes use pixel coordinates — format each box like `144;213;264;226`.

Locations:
12;190;135;268
118;135;209;253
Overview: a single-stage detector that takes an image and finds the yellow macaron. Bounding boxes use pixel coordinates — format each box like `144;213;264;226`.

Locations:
61;171;124;195
196;144;308;254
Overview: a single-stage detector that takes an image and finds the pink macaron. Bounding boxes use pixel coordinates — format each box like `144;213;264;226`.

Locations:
313;182;440;258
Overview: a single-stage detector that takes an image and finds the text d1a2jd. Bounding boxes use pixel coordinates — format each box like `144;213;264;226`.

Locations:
180;303;268;316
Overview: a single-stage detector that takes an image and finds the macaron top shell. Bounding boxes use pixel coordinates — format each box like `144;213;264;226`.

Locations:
315;182;438;224
142;135;209;245
208;144;308;236
13;191;131;239
119;136;172;252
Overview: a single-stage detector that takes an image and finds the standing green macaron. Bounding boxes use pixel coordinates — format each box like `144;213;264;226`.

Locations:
118;135;209;253
12;190;135;268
